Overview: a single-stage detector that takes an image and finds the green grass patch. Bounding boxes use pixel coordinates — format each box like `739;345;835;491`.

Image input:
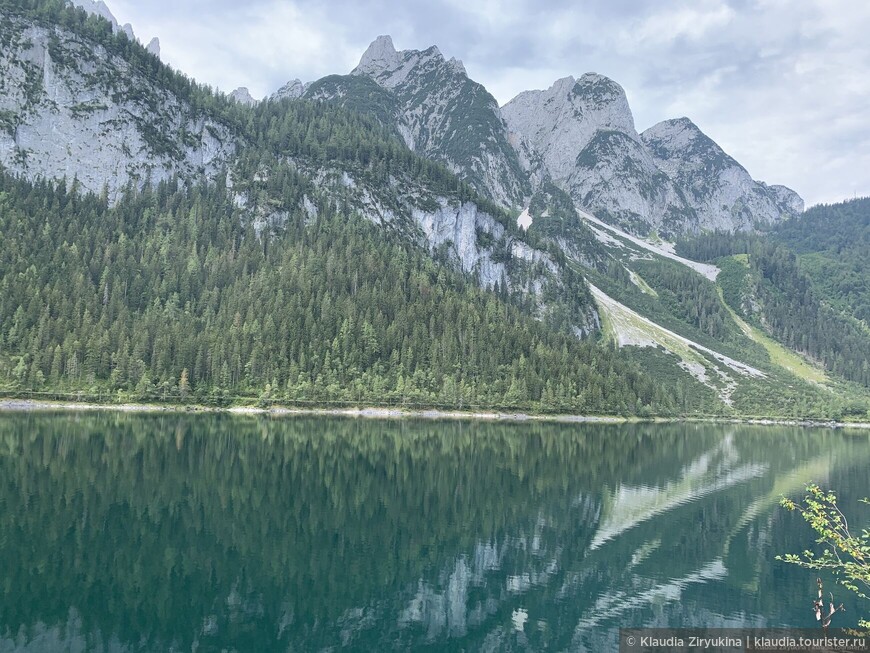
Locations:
715;285;828;384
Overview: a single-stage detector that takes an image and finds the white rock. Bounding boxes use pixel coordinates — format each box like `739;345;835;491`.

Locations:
0;19;236;201
641;117;803;230
271;78;307;100
503;74;637;183
146;37;160;58
229;86;257;106
353;35;402;78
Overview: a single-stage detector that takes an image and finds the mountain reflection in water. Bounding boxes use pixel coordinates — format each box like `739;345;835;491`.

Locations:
1;414;868;652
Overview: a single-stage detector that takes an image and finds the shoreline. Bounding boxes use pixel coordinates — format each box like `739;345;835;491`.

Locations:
1;398;869;429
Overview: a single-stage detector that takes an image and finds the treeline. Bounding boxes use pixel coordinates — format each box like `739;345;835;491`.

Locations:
235;98;529;240
676;232;870;386
0;171;680;414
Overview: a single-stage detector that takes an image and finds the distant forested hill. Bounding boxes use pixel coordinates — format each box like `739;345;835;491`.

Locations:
770;197;870;324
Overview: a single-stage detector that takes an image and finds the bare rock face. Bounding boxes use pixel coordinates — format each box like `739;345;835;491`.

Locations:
641;118;803;230
0;16;236;200
229;87;257;106
503;75;803;234
503;74;695;235
353;35;402;80
146;37;161;58
502;74;637;182
343;36;530;207
271;78;307;101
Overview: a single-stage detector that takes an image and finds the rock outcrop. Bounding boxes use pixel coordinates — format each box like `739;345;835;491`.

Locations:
271;78;307;101
340;36;530;207
641;117;803;230
0;15;236;200
229;87;257;106
146;37;161;58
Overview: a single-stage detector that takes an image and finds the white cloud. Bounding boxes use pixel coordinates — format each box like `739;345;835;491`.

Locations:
630;2;736;46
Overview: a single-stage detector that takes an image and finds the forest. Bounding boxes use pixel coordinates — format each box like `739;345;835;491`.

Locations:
1;0;869;417
676;223;870;387
0;170;680;414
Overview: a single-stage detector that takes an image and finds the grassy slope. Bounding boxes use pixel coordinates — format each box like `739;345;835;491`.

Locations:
578;221;867;417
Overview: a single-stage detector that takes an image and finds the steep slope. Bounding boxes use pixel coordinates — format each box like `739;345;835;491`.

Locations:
503;75;803;236
502;74;695;236
768;196;870;323
641;118;803;231
0;4;596;338
342;35;530;207
231;100;599;336
303;74;409;143
0;5;238;199
676;232;870;388
0;168;661;413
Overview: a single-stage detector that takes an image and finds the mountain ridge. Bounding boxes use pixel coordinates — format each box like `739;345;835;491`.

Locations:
2;3;868;419
279;34;803;236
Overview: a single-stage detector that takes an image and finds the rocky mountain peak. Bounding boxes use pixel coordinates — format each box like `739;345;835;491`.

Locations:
641;117;741;174
642;118;803;230
448;57;466;75
549;75;576;94
354;35;401;76
572;72;627;104
351;36;463;91
229;87;257;106
343;36;528;206
146;37;160;58
272;79;307;101
502;72;637;183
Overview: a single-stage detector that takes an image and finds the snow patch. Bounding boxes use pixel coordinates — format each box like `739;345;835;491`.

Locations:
517;208;533;230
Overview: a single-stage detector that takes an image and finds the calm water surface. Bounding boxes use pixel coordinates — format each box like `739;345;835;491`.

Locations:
1;414;868;651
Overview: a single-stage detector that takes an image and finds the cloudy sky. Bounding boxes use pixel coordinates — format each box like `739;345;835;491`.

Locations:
107;0;870;207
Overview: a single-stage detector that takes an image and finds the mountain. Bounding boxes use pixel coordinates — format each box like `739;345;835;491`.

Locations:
1;2;868;419
229;87;257;106
503;76;801;236
271;78;307;101
287;37;802;237
0;5;585;335
502;73;692;236
303;35;531;207
0;3;237;199
641;117;804;231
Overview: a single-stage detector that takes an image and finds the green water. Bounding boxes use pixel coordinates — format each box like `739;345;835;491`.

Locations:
0;414;868;652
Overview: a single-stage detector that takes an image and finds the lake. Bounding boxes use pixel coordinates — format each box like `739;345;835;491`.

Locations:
0;413;868;651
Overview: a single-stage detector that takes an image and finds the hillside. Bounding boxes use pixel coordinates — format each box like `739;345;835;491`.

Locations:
769;197;870;324
0;0;868;419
